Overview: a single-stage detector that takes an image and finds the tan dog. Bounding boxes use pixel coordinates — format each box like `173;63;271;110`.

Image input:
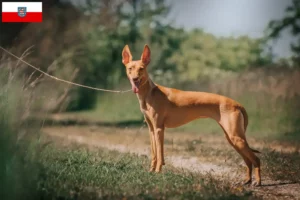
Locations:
122;44;261;186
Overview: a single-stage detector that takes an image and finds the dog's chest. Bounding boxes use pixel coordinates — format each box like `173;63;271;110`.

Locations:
139;100;157;118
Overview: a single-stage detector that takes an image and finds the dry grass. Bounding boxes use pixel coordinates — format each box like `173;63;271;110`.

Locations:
0;55;41;200
0;51;76;200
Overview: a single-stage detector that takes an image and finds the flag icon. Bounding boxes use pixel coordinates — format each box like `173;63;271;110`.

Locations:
2;2;42;22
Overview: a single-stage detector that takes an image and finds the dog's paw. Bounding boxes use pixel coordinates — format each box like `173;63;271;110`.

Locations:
251;181;261;187
243;179;252;185
148;168;155;173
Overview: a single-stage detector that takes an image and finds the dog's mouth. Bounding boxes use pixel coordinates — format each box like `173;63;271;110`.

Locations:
130;79;141;93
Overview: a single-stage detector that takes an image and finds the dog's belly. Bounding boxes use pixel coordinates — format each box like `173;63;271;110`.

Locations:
164;107;210;128
164;115;208;128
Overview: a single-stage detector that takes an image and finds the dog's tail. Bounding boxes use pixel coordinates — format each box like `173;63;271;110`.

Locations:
239;106;261;154
239;106;248;132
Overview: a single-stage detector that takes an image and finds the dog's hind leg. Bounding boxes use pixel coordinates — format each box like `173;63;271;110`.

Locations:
230;135;261;186
220;124;252;185
220;111;261;186
225;133;252;184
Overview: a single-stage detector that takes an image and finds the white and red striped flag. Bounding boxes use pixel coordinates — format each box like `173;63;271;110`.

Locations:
2;2;42;23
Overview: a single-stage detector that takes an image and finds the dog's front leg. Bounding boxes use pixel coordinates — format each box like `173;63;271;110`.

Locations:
144;116;156;172
154;127;165;173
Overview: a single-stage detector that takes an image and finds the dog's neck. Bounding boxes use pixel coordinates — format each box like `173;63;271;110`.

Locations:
136;77;155;100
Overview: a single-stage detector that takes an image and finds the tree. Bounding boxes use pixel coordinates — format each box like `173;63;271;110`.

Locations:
168;30;270;83
267;0;300;60
67;0;173;110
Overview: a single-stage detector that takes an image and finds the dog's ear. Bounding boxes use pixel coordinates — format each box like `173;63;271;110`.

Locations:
122;45;132;65
141;44;151;66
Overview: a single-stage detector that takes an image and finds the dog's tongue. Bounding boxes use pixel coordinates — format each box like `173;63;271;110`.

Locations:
131;81;139;93
132;85;139;93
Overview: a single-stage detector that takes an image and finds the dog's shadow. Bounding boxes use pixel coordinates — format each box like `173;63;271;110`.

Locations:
260;181;298;187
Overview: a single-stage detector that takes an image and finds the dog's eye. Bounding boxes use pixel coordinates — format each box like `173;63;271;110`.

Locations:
128;67;132;71
140;68;144;71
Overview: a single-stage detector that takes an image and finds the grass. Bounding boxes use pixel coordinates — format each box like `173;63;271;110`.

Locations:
0;68;41;200
183;140;300;183
37;143;253;200
183;139;300;184
261;150;300;183
75;93;142;123
179;137;300;183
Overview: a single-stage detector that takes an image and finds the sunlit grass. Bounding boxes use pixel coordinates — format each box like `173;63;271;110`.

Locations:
38;143;252;200
74;92;142;123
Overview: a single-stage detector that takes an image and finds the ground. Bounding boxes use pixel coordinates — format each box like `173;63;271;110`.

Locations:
41;114;300;200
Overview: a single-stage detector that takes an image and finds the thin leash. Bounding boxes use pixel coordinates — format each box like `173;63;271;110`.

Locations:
0;46;132;93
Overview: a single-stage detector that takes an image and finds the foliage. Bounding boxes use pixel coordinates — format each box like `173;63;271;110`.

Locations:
267;0;300;60
40;0;271;110
168;30;271;82
67;0;173;110
0;0;277;112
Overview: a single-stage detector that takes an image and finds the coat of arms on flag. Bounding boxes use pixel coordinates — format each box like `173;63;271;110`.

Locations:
18;7;27;18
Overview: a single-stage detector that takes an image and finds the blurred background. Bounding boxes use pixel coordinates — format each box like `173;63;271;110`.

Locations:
0;0;300;199
1;0;300;133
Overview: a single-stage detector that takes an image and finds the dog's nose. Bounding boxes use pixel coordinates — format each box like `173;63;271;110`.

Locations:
132;77;139;82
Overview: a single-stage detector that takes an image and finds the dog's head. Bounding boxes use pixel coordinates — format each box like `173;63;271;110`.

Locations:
122;44;151;94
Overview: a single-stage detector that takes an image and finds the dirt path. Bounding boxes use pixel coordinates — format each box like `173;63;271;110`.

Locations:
42;126;300;200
